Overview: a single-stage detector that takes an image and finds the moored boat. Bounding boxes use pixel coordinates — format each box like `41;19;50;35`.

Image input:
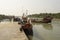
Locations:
31;16;53;23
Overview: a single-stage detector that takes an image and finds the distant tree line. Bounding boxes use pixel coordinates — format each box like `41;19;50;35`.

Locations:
0;15;14;20
28;13;60;19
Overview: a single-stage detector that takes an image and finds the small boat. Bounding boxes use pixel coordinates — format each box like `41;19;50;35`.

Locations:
31;16;53;23
13;17;20;22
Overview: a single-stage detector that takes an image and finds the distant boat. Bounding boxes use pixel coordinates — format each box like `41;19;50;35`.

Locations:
13;17;20;22
31;16;53;23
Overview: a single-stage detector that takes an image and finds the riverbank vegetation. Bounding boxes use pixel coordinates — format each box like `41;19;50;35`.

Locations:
28;13;60;19
0;15;14;21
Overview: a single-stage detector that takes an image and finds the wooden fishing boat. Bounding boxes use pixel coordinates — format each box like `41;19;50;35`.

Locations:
31;16;53;23
20;23;33;35
20;23;33;40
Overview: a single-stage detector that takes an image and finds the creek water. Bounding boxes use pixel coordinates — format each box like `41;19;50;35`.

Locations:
0;19;60;40
29;19;60;40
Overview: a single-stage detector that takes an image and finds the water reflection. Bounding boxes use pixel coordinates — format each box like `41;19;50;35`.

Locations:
28;23;53;40
28;23;45;40
28;20;60;40
42;23;53;30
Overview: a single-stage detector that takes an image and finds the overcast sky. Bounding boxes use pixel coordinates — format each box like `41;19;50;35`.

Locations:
0;0;60;16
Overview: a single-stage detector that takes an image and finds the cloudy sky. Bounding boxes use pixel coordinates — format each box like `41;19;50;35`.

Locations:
0;0;60;16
